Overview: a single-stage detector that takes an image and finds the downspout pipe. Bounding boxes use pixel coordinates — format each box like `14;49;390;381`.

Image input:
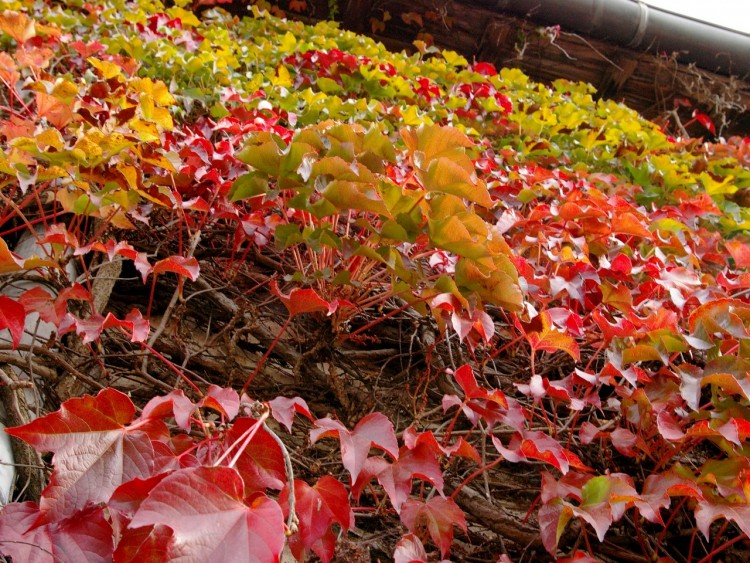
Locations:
479;0;750;77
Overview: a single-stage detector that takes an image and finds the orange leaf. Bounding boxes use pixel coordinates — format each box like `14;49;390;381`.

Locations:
0;10;36;43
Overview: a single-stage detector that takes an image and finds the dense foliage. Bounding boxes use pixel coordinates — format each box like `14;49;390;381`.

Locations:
1;0;750;560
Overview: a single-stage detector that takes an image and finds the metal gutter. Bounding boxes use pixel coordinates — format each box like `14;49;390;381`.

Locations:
478;0;750;77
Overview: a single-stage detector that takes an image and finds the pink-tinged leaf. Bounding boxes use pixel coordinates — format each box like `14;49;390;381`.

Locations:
538;499;573;555
687;418;750;446
113;523;173;563
6;388;166;523
270;279;330;317
638;470;704;524
151;255;200;281
656;410;685;441
0;503;112;563
60;309;150;344
0;295;25;348
37;223;80;248
311;413;399;484
393;533;428;563
695;500;750;540
268;395;314;432
610;427;639;457
76;240;152;283
130;466;285;562
575;474;640;542
366;442;445;513
198;385;240;420
140;390;196;431
279;476;353;562
400;497;466;558
225;418;286;491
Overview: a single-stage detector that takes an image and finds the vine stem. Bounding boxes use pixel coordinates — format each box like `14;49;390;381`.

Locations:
264;421;299;535
449;455;504;500
240;315;292;395
139;340;202;395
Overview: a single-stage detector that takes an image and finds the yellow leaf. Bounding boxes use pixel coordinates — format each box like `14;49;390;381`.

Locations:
130;77;175;106
128;118;160;142
116;162;139;190
279;32;297;53
87;57;123;80
166;6;201;28
700;172;736;196
73;135;103;162
35;128;64;150
50;78;79;102
274;64;292;88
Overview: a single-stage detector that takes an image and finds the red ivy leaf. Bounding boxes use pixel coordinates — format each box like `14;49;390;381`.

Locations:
0;295;25;348
400;497;466;558
59;309;150;344
6;388;166;524
140;390;196;431
0;503;112;563
270;279;330;317
151;255;200;281
129;466;285;562
726;240;750;269
311;413;399;484
280;476;353;562
113;523;174;563
692;109;716;135
225;418;286;492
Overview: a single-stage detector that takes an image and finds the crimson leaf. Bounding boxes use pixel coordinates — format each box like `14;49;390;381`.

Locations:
6;388;167;523
129;466;285;562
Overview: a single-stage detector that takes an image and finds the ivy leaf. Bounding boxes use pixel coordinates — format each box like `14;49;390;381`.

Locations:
130;466;285;562
224;418;286;492
198;385;240;420
59;309;150;344
0;503;112;563
268;396;314;432
516;311;580;361
6;388;166;524
0;10;36;43
538;498;573;555
353;441;445;513
112;524;174;563
0;237;57;274
150;255;200;281
695;500;750;540
0;295;26;348
400;497;466;558
280;476;353;562
393;533;428;563
270;279;330;317
492;431;590;474
311;413;399;484
140;390;197;431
